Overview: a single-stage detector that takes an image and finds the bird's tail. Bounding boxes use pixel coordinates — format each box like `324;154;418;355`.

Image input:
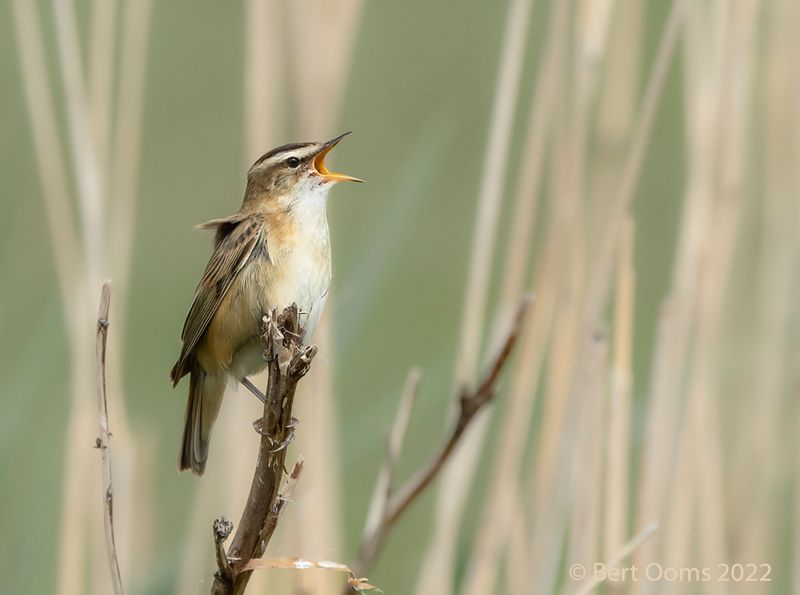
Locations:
179;366;225;475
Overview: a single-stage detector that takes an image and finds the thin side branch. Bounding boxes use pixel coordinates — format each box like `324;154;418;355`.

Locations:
95;281;124;595
262;457;305;545
213;517;234;580
351;296;531;581
210;305;316;595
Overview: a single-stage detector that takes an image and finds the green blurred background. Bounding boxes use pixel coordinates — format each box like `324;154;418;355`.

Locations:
2;0;759;593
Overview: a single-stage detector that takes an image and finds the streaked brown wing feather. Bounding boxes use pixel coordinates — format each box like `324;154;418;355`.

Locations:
170;216;264;384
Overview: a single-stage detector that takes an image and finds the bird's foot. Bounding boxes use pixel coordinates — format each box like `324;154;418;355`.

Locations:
251;417;297;444
252;418;268;436
269;425;296;453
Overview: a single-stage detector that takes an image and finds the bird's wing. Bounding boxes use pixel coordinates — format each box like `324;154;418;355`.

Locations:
170;216;265;384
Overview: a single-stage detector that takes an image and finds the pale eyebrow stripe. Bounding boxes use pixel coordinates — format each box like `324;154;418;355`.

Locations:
252;142;314;167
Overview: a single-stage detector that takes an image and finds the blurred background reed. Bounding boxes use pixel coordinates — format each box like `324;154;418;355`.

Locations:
1;0;798;593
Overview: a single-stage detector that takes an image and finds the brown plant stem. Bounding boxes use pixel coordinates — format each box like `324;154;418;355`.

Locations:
350;296;531;583
210;305;317;595
95;281;124;595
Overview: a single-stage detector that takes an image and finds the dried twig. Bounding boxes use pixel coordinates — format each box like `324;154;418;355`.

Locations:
350;296;531;583
213;517;234;580
95;281;124;595
261;457;305;546
210;305;317;595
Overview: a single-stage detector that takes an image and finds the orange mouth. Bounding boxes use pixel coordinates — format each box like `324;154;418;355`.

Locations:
313;133;363;183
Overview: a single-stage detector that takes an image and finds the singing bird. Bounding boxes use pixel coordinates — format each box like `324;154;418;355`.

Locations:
170;132;361;475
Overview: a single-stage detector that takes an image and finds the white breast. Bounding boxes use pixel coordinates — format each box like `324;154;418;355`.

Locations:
270;189;332;339
273;232;331;340
229;185;332;381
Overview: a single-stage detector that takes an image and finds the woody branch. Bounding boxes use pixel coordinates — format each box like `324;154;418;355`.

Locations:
210;304;316;595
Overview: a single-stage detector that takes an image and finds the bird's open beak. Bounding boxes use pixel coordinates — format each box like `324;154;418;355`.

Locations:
313;132;364;183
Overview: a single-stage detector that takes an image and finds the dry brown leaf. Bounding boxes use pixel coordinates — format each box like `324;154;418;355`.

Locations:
348;576;380;591
240;557;380;591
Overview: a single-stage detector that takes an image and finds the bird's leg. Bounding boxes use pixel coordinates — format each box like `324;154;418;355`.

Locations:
240;377;266;404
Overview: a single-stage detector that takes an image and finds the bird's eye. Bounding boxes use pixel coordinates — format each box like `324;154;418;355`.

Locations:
285;157;301;168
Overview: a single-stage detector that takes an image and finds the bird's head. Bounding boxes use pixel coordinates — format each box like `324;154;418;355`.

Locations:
244;132;362;206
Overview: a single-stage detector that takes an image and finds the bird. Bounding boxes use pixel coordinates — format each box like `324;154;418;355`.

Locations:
170;132;362;475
